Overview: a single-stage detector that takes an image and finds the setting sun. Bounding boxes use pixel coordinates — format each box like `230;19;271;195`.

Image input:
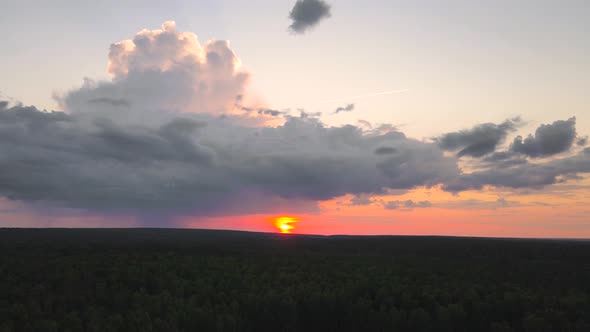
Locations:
273;216;299;234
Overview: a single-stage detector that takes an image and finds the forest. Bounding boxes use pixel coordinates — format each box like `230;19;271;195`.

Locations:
0;228;589;332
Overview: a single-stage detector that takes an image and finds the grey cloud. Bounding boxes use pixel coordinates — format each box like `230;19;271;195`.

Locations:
481;152;528;168
374;146;397;155
404;200;432;208
510;117;577;158
437;198;521;210
436;118;520;157
334;104;354;114
443;147;590;192
0;102;458;219
483;151;513;162
383;201;401;210
578;137;588;146
348;194;374;206
257;109;283;117
496;197;515;208
384;200;432;210
88;97;130;107
289;0;331;34
236;103;284;117
298;110;322;118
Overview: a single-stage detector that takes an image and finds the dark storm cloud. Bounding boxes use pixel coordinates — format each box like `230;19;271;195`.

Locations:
510;117;577;158
288;0;332;34
436;118;520;157
0;102;458;217
334;104;354;114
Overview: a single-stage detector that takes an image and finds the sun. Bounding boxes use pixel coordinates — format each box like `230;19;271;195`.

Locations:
273;216;299;234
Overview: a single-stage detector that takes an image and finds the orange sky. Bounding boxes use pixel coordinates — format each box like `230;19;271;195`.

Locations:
181;178;590;238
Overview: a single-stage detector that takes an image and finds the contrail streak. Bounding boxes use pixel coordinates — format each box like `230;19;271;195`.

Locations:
319;89;409;103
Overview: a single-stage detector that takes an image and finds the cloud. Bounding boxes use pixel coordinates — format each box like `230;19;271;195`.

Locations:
3;21;590;227
443;148;590;192
357;119;372;129
383;200;432;210
436;118;520;157
347;193;375;206
578;137;588;147
88;97;130;107
288;0;331;34
481;152;528;168
334;103;354;114
234;97;284;117
57;21;261;123
496;197;516;208
436;197;522;210
374;146;397;155
0;101;458;221
510;117;577;158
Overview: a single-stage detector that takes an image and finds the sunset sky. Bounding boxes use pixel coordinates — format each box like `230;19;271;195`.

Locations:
1;0;589;237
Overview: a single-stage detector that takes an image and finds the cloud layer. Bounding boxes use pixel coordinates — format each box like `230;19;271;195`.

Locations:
443;147;590;192
288;0;332;34
0;102;458;218
1;22;590;227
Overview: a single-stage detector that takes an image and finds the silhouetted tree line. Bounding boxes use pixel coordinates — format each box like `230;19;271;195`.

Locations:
0;229;589;332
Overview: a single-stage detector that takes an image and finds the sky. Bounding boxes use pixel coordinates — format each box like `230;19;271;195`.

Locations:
1;0;589;237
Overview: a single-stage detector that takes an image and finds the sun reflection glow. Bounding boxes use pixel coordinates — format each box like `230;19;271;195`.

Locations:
273;216;299;234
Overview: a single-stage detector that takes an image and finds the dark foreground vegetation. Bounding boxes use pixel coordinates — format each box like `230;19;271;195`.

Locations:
1;229;589;332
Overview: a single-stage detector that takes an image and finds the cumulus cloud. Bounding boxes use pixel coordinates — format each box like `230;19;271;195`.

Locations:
510;117;577;158
334;103;354;114
578;137;588;147
57;21;271;125
436;118;520;157
288;0;332;34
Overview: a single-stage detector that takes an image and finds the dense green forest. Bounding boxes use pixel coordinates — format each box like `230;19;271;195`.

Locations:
0;229;589;332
